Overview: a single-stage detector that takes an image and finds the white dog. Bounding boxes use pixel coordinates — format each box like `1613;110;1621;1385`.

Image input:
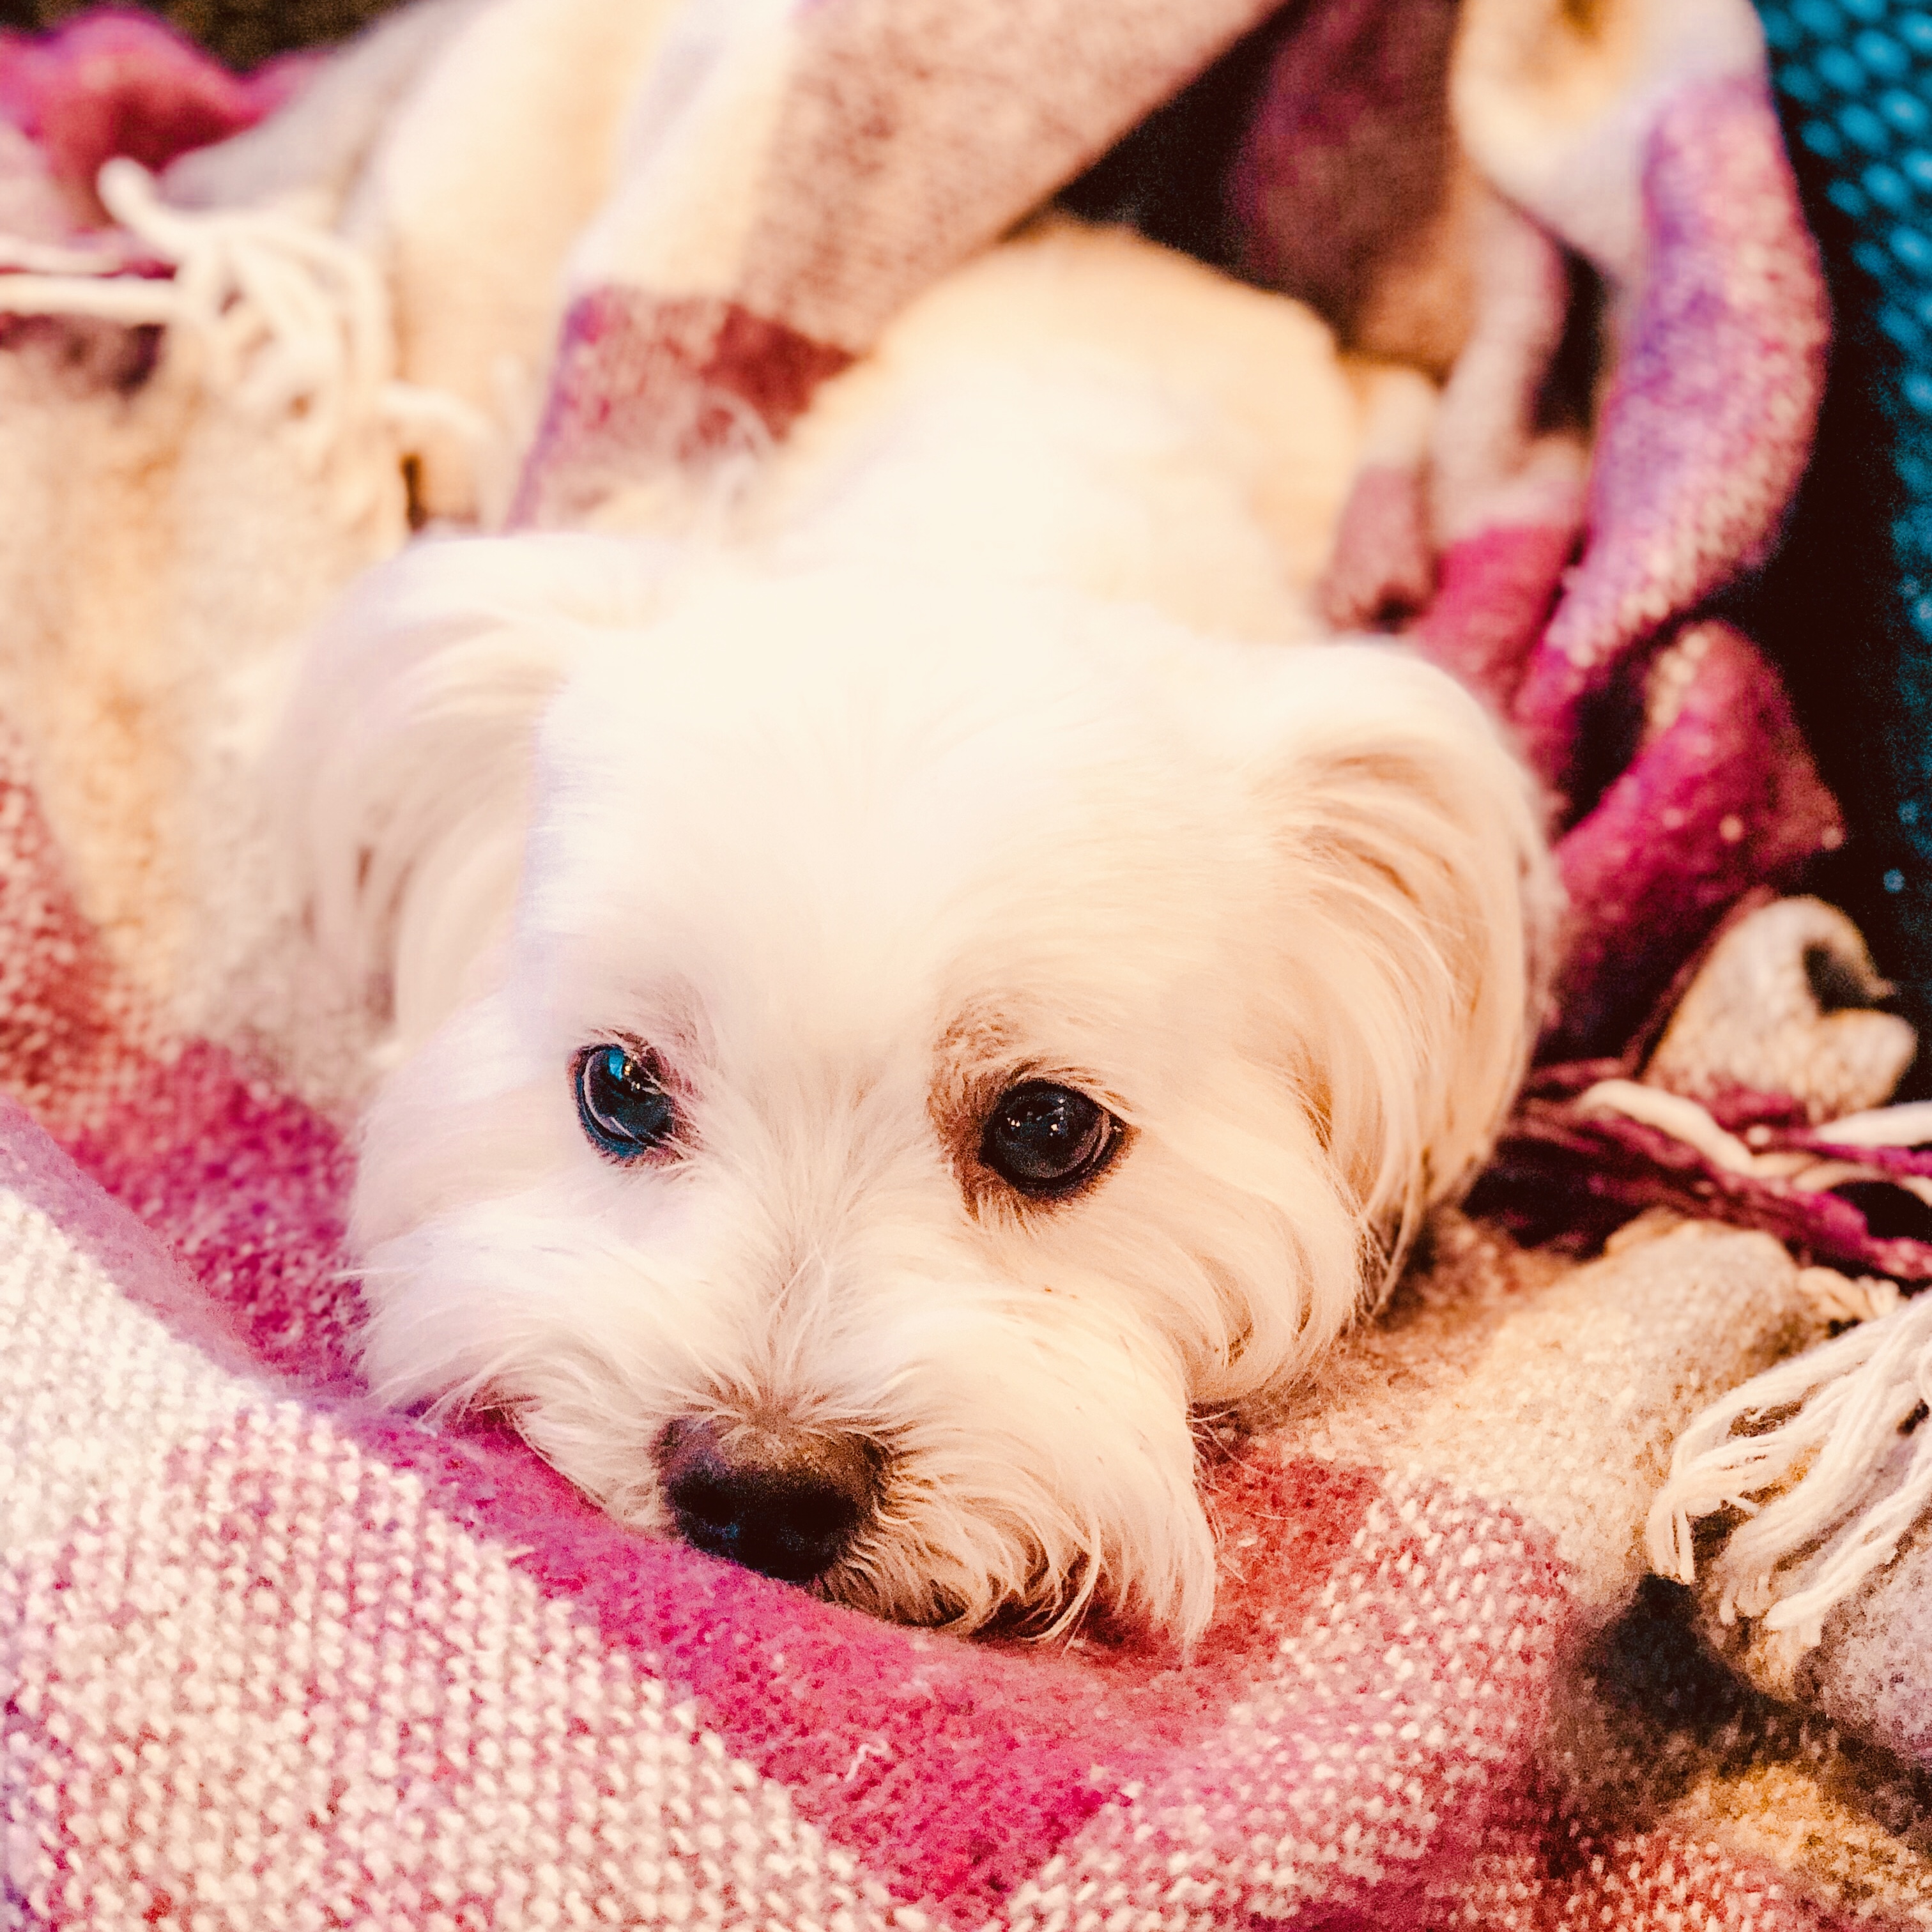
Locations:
286;223;1552;1641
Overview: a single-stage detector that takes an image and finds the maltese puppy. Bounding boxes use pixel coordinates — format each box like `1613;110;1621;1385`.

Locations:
286;223;1552;1641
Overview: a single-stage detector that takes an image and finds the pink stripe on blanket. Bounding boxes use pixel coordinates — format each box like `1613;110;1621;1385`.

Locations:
1476;1078;1932;1279
1413;518;1577;705
358;1414;1567;1916
0;1059;363;1388
0;727;158;1140
0;721;360;1390
1025;1469;1568;1922
0;10;307;221
0;1095;261;1377
1513;76;1829;804
512;291;854;528
64;1043;360;1393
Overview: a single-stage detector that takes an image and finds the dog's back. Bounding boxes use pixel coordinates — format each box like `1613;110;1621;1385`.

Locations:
596;219;1413;644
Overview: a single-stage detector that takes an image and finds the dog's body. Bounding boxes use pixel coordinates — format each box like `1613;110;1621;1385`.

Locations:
288;222;1552;1641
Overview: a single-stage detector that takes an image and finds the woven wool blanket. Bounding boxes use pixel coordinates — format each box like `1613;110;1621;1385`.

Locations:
4;0;1932;1924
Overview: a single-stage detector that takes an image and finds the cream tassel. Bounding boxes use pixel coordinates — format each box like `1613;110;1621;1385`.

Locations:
0;159;492;521
1647;1280;1932;1650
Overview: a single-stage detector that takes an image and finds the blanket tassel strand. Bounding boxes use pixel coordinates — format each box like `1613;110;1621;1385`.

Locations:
1649;1284;1932;1649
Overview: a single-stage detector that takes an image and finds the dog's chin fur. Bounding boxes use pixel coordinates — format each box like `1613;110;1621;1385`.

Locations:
284;228;1554;1644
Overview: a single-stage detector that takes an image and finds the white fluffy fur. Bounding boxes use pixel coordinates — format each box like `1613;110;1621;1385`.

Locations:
284;223;1553;1641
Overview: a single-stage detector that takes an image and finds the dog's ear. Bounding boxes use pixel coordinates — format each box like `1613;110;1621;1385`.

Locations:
1208;638;1557;1289
280;533;677;1055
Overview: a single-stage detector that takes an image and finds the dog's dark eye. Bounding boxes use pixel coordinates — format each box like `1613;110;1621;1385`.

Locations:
575;1045;677;1159
979;1081;1119;1197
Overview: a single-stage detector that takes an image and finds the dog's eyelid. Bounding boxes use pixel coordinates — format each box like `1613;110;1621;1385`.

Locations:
983;1057;1124;1107
568;1024;699;1082
581;1027;656;1061
1027;1074;1136;1133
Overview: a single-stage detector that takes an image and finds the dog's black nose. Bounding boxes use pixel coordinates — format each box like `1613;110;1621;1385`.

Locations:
659;1418;877;1583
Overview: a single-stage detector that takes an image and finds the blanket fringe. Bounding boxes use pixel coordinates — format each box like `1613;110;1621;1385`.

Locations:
1581;1078;1932;1206
0;159;489;521
1646;1276;1932;1650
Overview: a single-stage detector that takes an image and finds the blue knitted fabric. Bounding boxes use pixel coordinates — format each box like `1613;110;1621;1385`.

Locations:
1748;0;1932;1079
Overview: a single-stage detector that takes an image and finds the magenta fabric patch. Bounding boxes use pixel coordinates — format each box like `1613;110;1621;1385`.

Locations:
0;10;306;215
1414;520;1575;708
512;290;854;528
63;1045;361;1393
1512;77;1830;804
1544;621;1841;1058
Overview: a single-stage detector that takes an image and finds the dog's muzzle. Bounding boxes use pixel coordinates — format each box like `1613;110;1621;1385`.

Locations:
657;1416;879;1583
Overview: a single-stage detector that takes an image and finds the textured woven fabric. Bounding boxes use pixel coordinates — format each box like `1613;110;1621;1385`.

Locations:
1;0;1930;1924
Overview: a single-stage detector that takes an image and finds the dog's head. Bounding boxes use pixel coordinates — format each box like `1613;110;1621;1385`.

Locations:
288;535;1551;1641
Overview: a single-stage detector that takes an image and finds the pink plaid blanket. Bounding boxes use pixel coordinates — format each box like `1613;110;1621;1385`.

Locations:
3;0;1930;1924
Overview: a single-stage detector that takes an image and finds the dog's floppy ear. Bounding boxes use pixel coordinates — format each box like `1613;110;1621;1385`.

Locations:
1213;638;1557;1288
280;532;677;1055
